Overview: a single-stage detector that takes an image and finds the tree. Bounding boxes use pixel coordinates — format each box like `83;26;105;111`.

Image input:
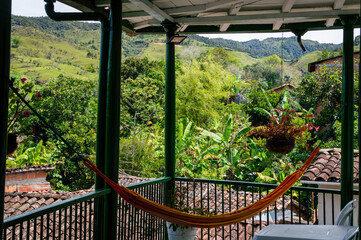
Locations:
35;76;98;191
176;57;235;127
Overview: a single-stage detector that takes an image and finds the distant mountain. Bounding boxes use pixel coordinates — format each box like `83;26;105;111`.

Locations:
188;35;342;59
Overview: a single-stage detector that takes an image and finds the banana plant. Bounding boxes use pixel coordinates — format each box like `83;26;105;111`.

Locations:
8;140;50;167
176;119;197;162
200;114;252;180
254;89;309;121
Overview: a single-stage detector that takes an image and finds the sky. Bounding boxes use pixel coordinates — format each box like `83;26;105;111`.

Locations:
11;0;360;44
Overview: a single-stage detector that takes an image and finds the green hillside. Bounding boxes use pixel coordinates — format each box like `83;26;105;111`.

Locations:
10;15;345;83
292;51;323;73
11;26;99;81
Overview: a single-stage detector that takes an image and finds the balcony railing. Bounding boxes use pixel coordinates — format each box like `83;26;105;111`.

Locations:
3;177;355;240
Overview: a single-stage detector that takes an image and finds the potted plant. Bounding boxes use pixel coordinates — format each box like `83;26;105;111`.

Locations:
252;108;317;154
166;183;216;240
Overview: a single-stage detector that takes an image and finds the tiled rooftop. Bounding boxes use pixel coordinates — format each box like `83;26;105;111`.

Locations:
4;173;151;219
301;148;359;183
6;164;54;174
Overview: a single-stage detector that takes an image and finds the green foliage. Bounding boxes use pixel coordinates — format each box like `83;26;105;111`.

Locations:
241;85;282;126
296;62;359;143
85;64;96;73
176;58;235;127
120;58;165;132
6;141;50;168
317;49;342;61
121;57;158;80
11;36;21;48
119;134;163;178
34;76;98;191
200;114;252;180
243;56;284;89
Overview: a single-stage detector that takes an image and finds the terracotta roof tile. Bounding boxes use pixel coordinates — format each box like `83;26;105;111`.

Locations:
301;148;359;182
6;164;55;174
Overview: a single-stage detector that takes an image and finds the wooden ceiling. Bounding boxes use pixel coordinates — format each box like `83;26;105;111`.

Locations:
57;0;360;34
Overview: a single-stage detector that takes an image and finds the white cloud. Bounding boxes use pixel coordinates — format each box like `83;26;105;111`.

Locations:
12;0;79;17
201;29;360;45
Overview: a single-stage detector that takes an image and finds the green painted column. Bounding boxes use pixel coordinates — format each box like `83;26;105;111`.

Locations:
164;23;176;180
0;1;11;239
163;22;177;187
340;15;357;208
94;21;110;240
163;21;177;240
103;0;121;239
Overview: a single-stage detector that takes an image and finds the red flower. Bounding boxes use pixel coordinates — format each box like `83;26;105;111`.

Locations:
21;77;27;83
35;92;42;98
23;110;31;117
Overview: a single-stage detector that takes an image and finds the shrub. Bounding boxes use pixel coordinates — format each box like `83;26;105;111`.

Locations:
119;134;163;178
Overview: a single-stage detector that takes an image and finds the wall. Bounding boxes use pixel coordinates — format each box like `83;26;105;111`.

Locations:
5;169;52;192
317;183;358;226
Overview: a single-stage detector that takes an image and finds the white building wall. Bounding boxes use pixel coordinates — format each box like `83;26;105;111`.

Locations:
317;184;358;226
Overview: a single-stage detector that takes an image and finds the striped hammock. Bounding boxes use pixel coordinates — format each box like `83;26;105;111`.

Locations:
82;147;319;228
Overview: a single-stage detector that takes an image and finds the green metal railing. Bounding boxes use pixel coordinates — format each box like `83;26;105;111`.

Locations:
118;178;170;240
3;177;355;240
174;178;357;240
3;189;110;240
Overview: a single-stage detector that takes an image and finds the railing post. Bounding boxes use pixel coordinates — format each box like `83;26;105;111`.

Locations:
94;20;110;240
340;15;358;208
103;0;121;239
0;1;11;239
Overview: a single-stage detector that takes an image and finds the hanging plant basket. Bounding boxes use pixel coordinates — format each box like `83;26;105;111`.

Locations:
266;137;295;154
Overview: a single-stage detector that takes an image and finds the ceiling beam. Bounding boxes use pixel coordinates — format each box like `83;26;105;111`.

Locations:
219;3;243;32
334;0;346;10
272;0;296;30
324;0;346;27
282;0;296;13
220;24;230;31
325;18;336;27
128;0;173;22
133;20;151;29
178;25;188;32
273;21;283;30
176;9;360;25
122;10;149;18
164;0;240;16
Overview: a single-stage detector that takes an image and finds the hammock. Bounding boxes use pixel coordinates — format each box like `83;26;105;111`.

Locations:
83;146;320;228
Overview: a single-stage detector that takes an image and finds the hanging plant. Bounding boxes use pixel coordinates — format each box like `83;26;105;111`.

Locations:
252;109;318;154
266;136;295;154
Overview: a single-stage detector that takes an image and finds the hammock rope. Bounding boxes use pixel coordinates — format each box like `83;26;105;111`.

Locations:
8;78;343;228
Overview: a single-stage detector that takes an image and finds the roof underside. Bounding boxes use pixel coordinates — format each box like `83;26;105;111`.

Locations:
58;0;361;34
